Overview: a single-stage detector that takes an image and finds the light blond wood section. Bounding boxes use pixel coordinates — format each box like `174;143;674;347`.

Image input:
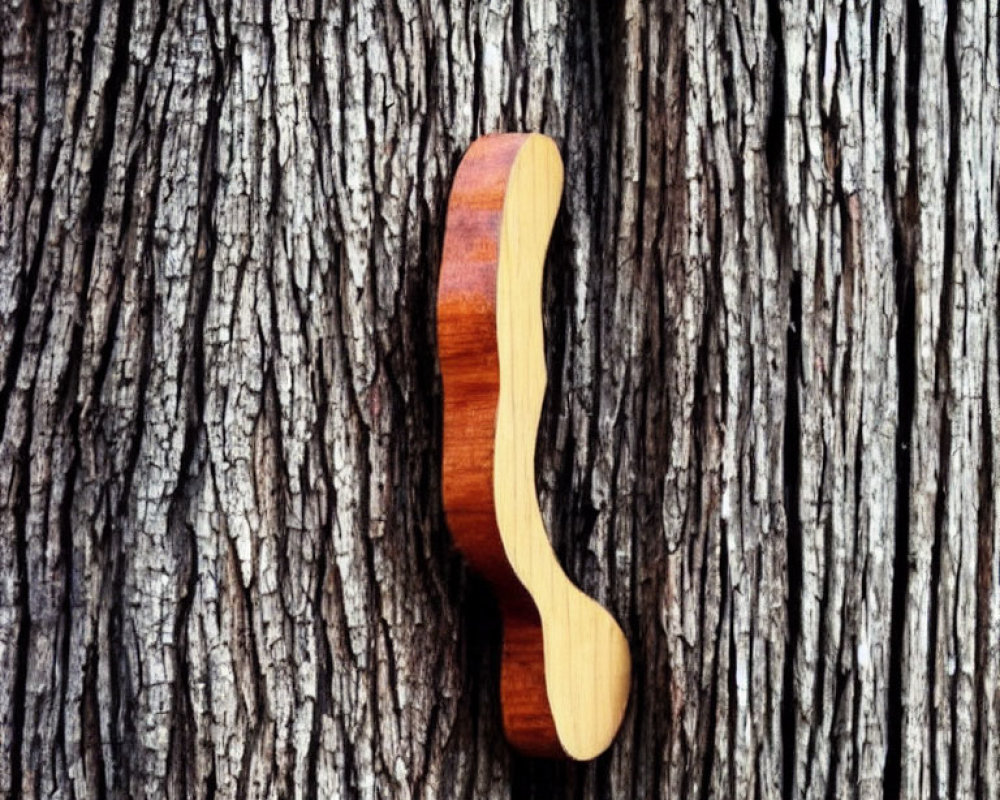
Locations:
493;134;631;760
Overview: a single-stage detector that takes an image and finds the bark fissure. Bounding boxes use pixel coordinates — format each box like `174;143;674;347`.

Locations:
10;390;34;800
885;3;922;795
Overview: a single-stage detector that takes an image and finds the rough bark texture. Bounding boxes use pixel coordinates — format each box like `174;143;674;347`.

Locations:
0;0;998;798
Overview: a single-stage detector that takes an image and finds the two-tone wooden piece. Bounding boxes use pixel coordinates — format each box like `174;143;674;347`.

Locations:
437;133;631;760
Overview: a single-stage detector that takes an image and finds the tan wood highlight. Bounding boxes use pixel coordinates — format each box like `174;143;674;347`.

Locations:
438;133;631;761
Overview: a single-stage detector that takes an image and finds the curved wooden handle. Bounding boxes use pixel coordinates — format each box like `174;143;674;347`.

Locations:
437;133;631;760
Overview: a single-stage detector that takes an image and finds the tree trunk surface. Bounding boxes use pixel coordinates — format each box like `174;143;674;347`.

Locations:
1;0;998;798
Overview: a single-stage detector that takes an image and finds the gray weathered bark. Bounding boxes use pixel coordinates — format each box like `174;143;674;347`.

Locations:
1;0;998;798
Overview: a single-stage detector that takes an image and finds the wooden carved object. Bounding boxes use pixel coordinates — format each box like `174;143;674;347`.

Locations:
437;133;631;760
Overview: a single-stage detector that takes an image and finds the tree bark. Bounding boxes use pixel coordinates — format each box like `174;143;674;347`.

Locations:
0;0;997;798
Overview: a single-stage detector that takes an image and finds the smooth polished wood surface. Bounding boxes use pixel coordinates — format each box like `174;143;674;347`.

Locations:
438;133;631;761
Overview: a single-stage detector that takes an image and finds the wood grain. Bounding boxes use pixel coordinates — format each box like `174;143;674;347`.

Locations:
438;133;631;761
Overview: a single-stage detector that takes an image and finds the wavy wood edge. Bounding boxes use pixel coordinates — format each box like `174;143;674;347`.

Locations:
437;133;631;761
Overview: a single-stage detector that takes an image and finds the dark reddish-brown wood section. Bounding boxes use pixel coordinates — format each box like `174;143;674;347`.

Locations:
437;134;563;758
